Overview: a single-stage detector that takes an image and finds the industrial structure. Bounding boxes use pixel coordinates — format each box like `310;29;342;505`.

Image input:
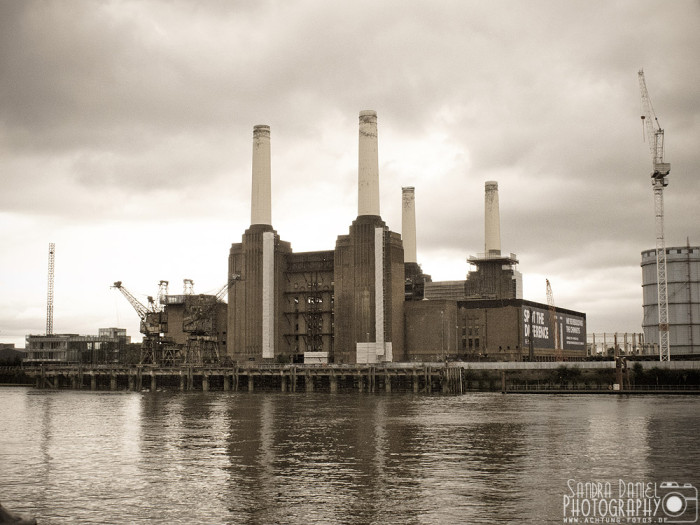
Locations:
112;279;229;366
642;244;700;357
228;115;405;365
639;69;672;360
226;110;586;364
31;110;586;366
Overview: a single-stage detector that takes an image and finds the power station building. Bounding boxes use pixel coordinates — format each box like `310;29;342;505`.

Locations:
227;111;587;364
642;245;700;356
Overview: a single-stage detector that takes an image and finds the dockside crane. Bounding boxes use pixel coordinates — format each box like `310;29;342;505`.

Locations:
112;281;171;365
638;69;671;361
182;275;240;364
546;279;563;361
112;281;163;335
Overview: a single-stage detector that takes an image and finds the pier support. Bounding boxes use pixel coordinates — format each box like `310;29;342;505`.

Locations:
179;373;186;391
224;375;231;391
330;374;337;393
202;374;209;392
385;374;391;393
281;375;287;393
128;374;135;391
150;374;157;392
110;375;117;391
248;375;254;392
90;375;97;391
306;373;314;392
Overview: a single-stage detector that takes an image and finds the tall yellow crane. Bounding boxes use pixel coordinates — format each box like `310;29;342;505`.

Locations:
546;279;563;361
639;69;671;361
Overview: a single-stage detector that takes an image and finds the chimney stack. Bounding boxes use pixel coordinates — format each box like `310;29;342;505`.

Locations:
484;181;501;256
402;187;417;264
358;110;380;217
251;125;271;226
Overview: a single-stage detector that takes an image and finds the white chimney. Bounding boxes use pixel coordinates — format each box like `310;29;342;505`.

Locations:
402;187;417;264
358;110;380;217
251;125;271;226
484;181;501;255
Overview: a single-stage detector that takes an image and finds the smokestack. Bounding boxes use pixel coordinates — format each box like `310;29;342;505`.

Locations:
484;181;501;256
251;125;271;226
402;187;417;264
358;110;380;217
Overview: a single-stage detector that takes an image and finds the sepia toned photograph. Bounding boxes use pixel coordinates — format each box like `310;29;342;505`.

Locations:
1;1;699;523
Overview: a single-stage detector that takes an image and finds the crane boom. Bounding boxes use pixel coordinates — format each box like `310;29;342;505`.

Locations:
638;69;671;361
639;70;670;178
112;281;150;320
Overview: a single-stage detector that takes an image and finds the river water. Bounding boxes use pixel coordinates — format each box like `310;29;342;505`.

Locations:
1;388;699;524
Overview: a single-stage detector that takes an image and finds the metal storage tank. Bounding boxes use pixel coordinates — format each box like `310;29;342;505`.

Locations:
641;245;700;356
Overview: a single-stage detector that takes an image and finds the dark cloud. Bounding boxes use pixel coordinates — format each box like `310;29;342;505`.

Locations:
1;0;699;347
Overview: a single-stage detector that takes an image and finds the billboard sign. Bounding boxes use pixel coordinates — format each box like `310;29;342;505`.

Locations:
523;306;586;351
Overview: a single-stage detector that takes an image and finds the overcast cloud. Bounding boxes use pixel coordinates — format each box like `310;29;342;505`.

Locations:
1;0;698;348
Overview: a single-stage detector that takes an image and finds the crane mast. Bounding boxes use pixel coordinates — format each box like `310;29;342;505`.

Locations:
46;243;55;335
638;69;671;361
546;279;562;361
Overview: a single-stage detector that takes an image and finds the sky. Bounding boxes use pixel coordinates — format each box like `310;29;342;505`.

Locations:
1;0;698;349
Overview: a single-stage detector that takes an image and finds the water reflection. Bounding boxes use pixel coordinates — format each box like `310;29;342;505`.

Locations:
0;388;699;525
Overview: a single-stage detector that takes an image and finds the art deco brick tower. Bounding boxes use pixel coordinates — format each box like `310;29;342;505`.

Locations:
334;111;405;364
228;125;291;362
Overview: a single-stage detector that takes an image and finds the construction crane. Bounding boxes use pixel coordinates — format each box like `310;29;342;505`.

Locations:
546;279;563;361
639;69;671;361
46;243;55;335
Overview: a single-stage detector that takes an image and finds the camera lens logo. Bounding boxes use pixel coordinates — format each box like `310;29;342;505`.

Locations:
659;481;698;523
